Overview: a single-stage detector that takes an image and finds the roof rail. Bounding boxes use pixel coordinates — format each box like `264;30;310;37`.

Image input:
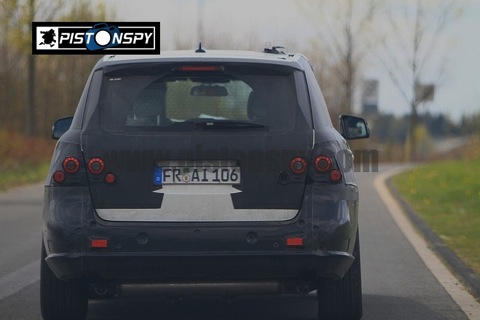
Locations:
263;46;286;54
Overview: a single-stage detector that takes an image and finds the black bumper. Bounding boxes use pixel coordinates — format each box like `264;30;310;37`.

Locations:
46;251;354;281
43;184;359;282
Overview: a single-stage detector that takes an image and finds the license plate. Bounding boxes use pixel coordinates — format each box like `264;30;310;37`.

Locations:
153;161;240;185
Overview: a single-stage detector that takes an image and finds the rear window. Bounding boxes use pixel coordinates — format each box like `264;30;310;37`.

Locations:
97;63;303;132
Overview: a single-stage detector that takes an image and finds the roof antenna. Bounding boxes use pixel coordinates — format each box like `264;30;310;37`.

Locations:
195;42;206;53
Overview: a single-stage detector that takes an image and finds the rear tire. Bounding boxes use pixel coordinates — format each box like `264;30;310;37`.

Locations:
317;231;362;320
40;242;88;320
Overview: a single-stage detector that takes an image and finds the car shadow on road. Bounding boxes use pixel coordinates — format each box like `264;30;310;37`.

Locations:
86;293;465;320
88;294;317;320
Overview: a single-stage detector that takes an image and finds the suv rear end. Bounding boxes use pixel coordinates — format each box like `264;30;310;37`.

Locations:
41;49;369;320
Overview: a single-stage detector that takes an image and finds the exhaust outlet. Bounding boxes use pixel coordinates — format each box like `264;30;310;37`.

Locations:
296;284;311;295
94;286;109;296
91;283;115;298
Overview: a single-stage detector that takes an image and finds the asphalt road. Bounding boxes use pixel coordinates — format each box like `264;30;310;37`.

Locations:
0;165;471;319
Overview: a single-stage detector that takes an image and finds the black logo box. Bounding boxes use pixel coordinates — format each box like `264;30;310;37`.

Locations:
32;22;160;55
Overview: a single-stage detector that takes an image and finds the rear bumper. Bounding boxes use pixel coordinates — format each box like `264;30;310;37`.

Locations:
46;250;354;282
43;183;359;283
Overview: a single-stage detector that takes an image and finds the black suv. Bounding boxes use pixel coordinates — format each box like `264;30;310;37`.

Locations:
41;47;369;320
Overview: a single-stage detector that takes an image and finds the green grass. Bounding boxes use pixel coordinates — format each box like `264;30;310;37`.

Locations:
0;129;54;191
392;160;480;275
0;162;51;191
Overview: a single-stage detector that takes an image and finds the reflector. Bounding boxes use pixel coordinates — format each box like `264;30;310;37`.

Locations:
91;239;108;248
286;237;304;247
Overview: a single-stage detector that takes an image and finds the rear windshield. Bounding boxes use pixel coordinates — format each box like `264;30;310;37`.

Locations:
97;63;303;132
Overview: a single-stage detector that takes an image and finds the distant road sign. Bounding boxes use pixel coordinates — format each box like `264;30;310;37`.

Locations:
362;80;378;107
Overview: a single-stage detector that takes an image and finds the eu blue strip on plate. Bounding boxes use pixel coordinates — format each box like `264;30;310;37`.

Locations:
153;167;163;186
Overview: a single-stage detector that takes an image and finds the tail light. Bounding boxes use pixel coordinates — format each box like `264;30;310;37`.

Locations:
53;155;116;185
177;65;224;72
88;157;105;175
312;154;342;183
290;157;307;175
105;173;116;184
53;170;65;183
314;155;331;173
53;156;81;184
62;157;80;174
329;169;342;183
88;157;116;185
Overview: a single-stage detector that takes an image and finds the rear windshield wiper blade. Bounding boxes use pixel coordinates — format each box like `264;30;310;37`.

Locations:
192;119;267;130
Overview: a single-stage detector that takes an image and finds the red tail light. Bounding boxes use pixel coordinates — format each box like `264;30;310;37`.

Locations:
105;173;116;184
53;170;65;183
290;157;307;175
314;155;332;173
329;169;342;183
177;65;224;72
88;157;105;175
62;157;80;174
311;154;342;183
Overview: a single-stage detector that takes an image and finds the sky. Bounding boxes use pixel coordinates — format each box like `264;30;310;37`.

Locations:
101;0;480;122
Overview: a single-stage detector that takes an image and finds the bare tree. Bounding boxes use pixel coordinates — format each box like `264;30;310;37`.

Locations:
170;2;261;52
374;0;461;161
27;0;36;136
298;0;377;116
0;0;112;137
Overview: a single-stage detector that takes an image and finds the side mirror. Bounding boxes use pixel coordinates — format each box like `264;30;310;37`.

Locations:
52;117;73;140
339;115;370;140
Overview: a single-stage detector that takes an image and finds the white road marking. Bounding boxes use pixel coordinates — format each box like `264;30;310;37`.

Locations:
375;167;480;320
0;259;40;300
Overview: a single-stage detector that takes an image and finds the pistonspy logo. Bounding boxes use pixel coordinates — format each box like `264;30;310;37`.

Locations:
32;22;160;54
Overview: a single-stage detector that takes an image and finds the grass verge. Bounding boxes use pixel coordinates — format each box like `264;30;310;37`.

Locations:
392;159;480;275
0;162;51;191
0;129;54;191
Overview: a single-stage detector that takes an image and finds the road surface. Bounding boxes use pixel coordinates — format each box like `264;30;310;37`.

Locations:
0;165;474;319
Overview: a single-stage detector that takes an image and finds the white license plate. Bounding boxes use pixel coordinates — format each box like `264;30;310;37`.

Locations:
157;166;241;184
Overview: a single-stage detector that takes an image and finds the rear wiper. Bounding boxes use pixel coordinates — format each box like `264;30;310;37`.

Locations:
192;119;267;130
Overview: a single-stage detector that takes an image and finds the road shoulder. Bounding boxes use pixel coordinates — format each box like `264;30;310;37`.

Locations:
374;166;480;320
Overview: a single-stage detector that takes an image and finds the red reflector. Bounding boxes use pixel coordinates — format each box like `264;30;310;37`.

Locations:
88;157;105;175
329;169;342;182
105;173;116;184
177;65;224;72
91;239;108;248
286;237;304;247
53;170;65;183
